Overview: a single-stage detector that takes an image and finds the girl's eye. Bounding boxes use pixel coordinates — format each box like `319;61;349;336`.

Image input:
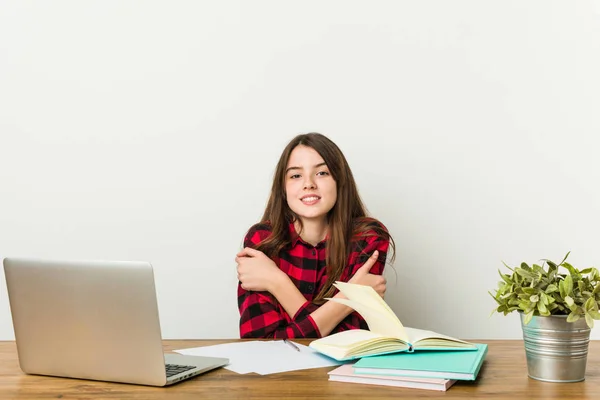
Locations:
290;174;301;179
317;171;330;176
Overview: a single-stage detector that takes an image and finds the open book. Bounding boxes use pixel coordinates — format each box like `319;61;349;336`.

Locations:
309;282;476;361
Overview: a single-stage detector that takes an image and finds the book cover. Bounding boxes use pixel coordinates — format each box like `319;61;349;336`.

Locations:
309;282;477;361
328;364;456;391
352;343;488;381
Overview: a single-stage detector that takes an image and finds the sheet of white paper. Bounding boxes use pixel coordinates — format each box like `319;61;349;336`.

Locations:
253;340;342;375
175;341;265;374
174;340;342;375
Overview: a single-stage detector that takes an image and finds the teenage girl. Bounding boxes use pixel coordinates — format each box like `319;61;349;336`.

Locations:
236;133;395;338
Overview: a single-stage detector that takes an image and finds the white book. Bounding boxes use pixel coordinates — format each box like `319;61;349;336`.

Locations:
328;364;456;391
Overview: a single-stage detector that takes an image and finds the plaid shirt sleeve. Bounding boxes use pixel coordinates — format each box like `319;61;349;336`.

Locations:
238;224;321;339
327;230;390;334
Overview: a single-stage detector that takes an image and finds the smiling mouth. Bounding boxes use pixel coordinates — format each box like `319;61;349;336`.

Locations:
301;196;321;204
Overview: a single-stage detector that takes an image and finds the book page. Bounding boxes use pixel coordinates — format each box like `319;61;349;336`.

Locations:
327;297;407;340
334;282;398;318
404;327;475;348
328;282;408;342
309;329;410;360
309;329;387;347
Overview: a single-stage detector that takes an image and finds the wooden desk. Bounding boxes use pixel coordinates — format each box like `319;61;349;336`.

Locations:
0;340;598;399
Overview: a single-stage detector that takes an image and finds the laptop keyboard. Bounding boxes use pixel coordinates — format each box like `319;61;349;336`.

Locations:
165;363;196;378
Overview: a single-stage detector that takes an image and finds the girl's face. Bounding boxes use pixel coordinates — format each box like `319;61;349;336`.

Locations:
285;145;337;224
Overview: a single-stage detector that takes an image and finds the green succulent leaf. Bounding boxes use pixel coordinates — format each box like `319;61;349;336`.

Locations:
585;313;594;329
565;274;574;295
562;262;579;278
545;260;558;272
569;303;579;313
565;296;574;307
516;268;536;280
545;284;559;294
588;310;600;320
540;292;551;305
559;280;566;299
501;261;514;272
567;312;580;322
498;270;512;284
488;291;502;305
584;297;597;312
521;287;537;295
517;301;530;311
558;251;571;266
537;301;549;316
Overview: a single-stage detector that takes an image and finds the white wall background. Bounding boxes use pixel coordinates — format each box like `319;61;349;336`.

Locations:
1;0;599;340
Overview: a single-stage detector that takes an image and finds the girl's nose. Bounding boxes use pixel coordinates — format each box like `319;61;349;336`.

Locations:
303;177;316;190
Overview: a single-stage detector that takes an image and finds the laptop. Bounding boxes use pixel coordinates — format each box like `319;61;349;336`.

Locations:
3;257;229;386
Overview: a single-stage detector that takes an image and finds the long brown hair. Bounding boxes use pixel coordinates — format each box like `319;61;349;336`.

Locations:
254;133;395;303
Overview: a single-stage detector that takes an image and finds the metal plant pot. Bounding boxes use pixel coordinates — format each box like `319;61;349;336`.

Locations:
520;313;591;382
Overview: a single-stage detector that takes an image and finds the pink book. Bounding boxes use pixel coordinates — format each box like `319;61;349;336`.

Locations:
328;364;456;391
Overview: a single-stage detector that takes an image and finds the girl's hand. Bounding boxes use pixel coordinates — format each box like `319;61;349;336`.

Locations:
347;250;387;298
236;247;284;292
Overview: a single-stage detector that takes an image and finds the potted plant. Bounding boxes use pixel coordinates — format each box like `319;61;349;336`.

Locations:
489;252;600;382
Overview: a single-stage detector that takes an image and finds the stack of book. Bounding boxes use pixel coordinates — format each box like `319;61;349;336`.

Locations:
327;343;488;391
309;282;489;391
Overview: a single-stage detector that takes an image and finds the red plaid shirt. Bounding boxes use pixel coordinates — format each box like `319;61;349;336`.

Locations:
238;220;390;339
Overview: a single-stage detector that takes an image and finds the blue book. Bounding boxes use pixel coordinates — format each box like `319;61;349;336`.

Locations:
309;282;477;361
352;343;488;381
